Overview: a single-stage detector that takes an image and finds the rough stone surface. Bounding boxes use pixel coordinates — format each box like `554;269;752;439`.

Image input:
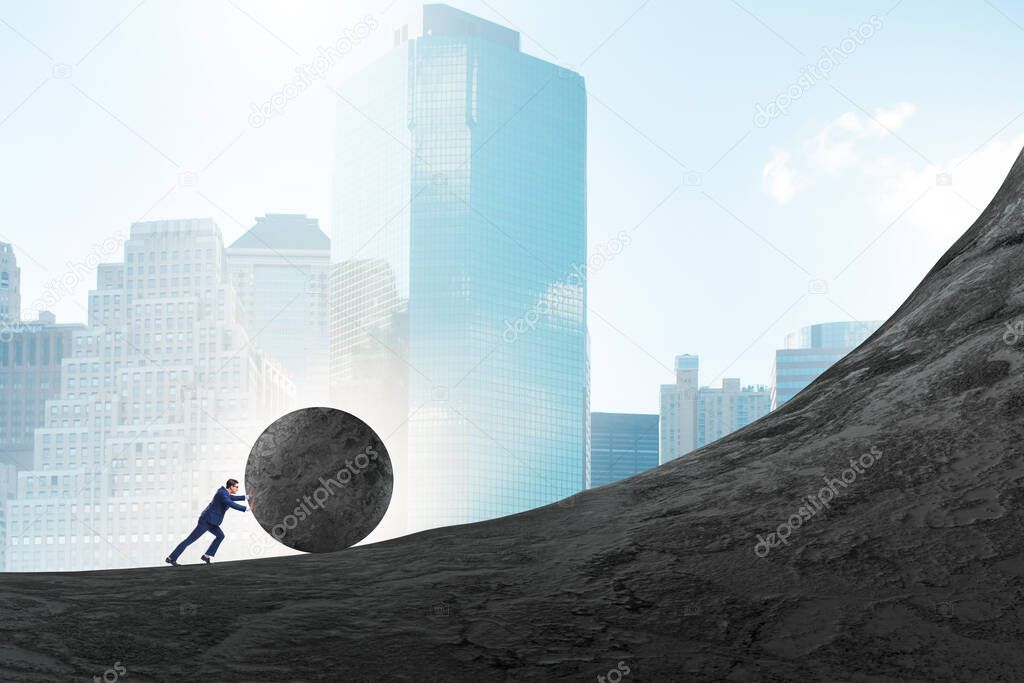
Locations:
4;151;1024;680
245;407;392;553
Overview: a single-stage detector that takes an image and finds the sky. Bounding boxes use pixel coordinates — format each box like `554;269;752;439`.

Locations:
1;0;1023;415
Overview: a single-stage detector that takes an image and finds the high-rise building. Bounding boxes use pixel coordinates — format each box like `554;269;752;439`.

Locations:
227;214;331;405
697;377;770;446
660;355;770;463
5;219;294;572
0;312;84;471
659;355;698;463
0;242;20;323
331;4;588;533
0;464;15;568
588;413;659;488
771;321;883;409
0;306;83;568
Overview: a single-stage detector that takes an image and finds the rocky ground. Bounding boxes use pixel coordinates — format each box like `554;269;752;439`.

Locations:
5;150;1024;681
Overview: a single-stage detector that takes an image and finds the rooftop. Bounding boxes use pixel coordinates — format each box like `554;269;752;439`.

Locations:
228;214;329;251
397;4;520;51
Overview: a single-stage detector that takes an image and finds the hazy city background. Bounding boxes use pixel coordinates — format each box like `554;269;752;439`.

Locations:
2;0;1022;570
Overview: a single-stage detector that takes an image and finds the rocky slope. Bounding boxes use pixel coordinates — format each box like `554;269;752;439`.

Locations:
5;150;1024;682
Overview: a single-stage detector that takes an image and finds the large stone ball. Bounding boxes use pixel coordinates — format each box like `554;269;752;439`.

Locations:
244;407;393;553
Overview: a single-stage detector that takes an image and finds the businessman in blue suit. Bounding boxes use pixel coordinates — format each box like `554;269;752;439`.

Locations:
166;478;251;565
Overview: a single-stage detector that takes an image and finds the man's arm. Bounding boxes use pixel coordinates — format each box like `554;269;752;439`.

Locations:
219;488;248;512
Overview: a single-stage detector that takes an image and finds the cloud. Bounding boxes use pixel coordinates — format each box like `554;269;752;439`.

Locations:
874;102;916;130
874;131;1024;246
762;147;800;204
763;102;918;199
811;103;917;174
759;101;1024;248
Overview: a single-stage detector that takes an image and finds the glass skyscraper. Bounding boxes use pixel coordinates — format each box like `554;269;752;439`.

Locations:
589;413;659;489
771;320;883;409
330;4;588;533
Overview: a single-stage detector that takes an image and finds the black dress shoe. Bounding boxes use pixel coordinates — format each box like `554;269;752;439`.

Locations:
200;554;212;564
165;557;179;566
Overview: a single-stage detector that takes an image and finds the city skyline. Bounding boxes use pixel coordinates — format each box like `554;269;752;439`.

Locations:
2;233;891;399
659;354;772;464
4;219;295;571
0;2;1019;676
5;1;1022;415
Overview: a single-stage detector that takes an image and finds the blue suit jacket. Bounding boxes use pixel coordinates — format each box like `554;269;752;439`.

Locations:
199;486;247;526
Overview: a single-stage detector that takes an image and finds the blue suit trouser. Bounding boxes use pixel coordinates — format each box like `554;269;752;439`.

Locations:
169;518;224;560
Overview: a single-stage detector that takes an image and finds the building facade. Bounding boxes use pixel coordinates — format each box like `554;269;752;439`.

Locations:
0;304;83;568
660;355;770;463
0;313;83;471
226;214;331;405
5;219;294;572
331;4;589;533
588;412;659;488
659;355;698;463
697;377;771;446
771;320;882;409
0;242;20;323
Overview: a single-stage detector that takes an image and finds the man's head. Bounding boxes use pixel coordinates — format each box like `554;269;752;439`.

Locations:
226;478;239;493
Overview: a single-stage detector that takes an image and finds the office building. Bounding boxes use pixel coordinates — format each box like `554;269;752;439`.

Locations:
227;214;331;404
588;413;659;488
0;242;20;323
659;355;698;463
771;321;883;409
0;312;84;471
698;377;770;446
5;219;294;571
330;4;588;533
0;306;83;569
660;355;770;463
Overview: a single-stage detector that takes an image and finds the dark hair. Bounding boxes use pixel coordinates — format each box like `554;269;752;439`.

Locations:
226;478;239;488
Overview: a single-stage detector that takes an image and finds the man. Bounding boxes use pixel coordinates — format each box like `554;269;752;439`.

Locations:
165;478;253;565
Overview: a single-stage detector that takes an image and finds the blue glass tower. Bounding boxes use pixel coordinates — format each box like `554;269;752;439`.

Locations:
331;4;588;533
